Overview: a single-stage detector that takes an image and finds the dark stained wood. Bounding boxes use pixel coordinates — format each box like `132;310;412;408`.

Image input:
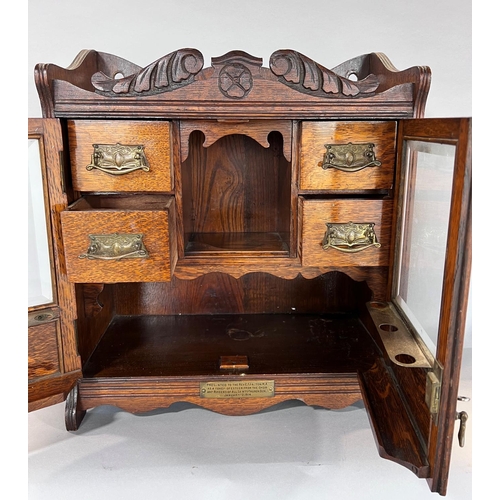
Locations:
181;130;292;256
359;358;430;478
65;384;87;431
35;50;430;119
82;313;378;378
75;283;115;367
185;232;290;255
179;120;293;162
113;272;373;316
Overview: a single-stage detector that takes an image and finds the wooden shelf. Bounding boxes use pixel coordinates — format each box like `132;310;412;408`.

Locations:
184;232;290;256
82;313;378;378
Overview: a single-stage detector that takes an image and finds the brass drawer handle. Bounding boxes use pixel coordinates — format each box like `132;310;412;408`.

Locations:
321;142;381;172
322;222;381;253
79;233;149;260
87;143;150;175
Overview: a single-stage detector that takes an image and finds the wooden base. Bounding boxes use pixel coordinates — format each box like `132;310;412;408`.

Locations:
65;312;374;429
64;311;432;481
75;373;362;417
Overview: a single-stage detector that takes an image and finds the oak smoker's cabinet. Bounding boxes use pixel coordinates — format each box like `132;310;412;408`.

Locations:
28;49;471;495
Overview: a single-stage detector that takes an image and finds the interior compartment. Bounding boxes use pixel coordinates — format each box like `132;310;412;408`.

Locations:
76;271;379;378
181;130;292;257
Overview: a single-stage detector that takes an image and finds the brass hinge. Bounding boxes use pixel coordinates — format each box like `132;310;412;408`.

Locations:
425;361;443;421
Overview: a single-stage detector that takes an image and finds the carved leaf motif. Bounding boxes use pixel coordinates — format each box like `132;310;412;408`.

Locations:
91;49;204;96
321;70;340;94
269;50;379;97
303;58;320;91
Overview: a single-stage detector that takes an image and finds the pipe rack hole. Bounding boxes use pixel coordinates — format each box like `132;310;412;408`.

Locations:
395;353;417;365
379;323;398;332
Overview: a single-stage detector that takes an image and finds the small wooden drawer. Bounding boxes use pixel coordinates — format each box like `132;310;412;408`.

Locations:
60;195;176;283
28;319;60;380
68;120;172;192
300;198;393;267
300;121;396;191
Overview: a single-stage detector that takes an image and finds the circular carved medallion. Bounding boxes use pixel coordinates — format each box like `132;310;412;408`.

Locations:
218;63;253;99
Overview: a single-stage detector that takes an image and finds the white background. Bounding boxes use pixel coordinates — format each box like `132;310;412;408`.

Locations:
26;1;478;499
28;0;471;118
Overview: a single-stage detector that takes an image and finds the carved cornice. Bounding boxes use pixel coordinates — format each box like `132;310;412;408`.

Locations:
269;50;379;98
35;49;430;119
91;48;204;96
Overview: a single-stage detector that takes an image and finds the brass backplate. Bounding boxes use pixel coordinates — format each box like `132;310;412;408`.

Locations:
200;380;275;399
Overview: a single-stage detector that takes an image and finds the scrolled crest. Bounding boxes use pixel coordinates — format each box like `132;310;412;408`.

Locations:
91;48;204;96
269;50;379;97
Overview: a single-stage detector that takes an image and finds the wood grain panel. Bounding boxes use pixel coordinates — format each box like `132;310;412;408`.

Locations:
28;321;61;379
181;129;292;255
28;118;81;383
300;121;396;191
113;271;373;315
300;198;393;267
78;374;362;415
68;120;172;192
60;196;175;282
359;358;430;477
179;120;292;162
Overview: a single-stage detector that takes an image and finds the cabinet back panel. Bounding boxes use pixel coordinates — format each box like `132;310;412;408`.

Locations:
181;131;291;237
113;272;372;316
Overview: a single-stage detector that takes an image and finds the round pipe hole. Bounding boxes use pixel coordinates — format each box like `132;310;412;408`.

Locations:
395;353;417;365
369;301;386;309
379;323;398;332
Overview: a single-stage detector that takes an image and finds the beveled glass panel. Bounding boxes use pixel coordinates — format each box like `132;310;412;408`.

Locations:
393;140;456;356
28;138;54;307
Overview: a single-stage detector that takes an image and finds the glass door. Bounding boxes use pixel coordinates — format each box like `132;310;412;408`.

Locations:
28;133;55;308
392;118;471;494
28;118;81;411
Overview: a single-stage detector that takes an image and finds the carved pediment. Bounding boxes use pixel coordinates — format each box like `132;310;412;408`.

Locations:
35;48;431;118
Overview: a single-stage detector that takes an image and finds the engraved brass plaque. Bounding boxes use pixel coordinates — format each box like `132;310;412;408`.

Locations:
200;380;275;399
